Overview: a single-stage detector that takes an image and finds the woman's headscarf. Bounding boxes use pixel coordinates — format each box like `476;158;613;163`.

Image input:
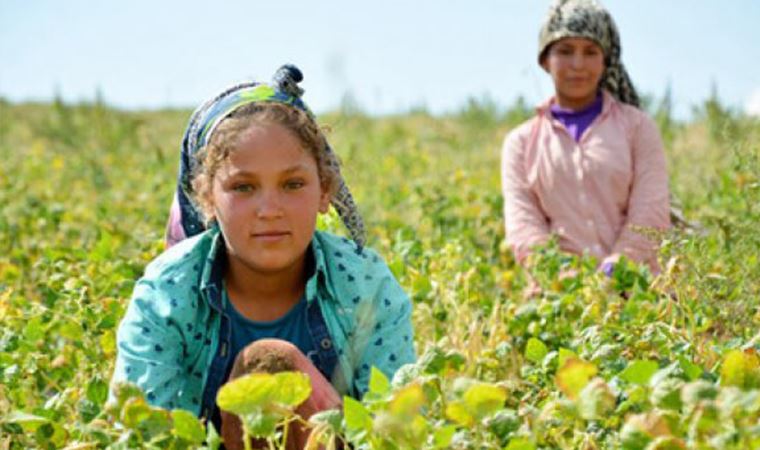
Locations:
538;0;640;107
174;65;366;248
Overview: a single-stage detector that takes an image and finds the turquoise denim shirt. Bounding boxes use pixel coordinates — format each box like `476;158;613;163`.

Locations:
110;228;416;416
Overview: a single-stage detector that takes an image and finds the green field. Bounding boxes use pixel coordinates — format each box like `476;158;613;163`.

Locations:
0;94;758;449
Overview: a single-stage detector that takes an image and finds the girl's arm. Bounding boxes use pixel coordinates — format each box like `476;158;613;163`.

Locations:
609;114;670;269
110;278;195;413
351;261;416;397
501;128;551;263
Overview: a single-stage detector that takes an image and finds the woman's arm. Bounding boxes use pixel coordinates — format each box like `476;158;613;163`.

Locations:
501;128;551;263
610;114;670;269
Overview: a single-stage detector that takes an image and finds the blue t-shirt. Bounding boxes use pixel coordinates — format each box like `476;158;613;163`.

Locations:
222;289;318;381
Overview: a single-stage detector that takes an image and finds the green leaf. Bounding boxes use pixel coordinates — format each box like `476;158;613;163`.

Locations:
242;410;279;438
650;378;684;411
309;408;343;430
721;350;746;387
389;383;425;416
86;377;109;405
558;347;577;368
505;437;536;450
524;338;548;364
677;356;703;381
577;378;615;420
368;366;391;396
720;349;760;389
444;401;473;427
433;424;457;448
343;396;372;432
171;409;206;444
217;373;277;415
206;421;222;450
120;397;152;429
58;320;84;341
620;360;659;385
216;371;311;416
486;409;520;440
556;358;598;399
23;317;45;342
2;411;49;432
463;383;507;419
271;371;312;406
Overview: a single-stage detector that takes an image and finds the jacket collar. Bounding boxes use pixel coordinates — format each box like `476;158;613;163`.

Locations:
536;89;615;118
199;227;332;310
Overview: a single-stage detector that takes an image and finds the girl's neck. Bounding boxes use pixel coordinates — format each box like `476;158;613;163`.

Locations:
554;90;601;112
224;254;308;322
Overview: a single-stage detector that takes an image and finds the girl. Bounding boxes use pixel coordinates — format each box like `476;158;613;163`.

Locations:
111;65;416;447
501;0;670;274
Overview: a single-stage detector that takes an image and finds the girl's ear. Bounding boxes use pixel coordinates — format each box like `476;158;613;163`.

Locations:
318;187;331;214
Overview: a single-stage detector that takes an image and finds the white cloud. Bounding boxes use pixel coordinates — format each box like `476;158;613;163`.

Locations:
746;88;760;117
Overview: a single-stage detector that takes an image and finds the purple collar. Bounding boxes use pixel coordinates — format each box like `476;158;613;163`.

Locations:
550;91;604;142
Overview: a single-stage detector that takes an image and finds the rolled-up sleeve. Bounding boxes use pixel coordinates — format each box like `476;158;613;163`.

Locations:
501;128;551;262
611;114;670;268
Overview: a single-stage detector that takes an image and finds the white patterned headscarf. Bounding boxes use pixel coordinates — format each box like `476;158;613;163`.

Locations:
538;0;640;107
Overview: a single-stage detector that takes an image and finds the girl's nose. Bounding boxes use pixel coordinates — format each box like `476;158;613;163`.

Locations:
256;190;284;219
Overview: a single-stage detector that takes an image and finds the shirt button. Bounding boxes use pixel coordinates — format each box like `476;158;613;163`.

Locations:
593;244;602;253
320;338;333;350
586;220;594;227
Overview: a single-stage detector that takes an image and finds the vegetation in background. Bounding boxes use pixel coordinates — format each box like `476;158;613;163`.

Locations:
0;91;758;449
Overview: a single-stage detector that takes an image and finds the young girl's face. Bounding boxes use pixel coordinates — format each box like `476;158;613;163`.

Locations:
542;37;605;109
211;122;330;276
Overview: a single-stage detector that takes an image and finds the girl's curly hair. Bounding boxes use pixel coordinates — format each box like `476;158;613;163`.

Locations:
191;102;339;222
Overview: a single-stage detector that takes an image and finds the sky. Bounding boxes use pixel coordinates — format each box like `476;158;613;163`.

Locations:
2;0;759;119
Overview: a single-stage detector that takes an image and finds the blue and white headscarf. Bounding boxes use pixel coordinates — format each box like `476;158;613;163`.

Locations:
174;65;366;248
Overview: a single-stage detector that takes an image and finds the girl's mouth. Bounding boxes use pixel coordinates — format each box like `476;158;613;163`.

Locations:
251;231;291;241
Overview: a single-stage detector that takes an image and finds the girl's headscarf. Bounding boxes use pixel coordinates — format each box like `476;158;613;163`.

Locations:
174;65;366;248
538;0;640;108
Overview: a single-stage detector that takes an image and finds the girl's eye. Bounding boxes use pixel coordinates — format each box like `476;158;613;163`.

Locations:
284;180;305;190
232;183;254;193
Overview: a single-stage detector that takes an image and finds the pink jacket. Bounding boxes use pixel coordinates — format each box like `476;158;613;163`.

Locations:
501;91;670;270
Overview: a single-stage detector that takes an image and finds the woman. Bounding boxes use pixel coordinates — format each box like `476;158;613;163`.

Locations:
501;0;670;273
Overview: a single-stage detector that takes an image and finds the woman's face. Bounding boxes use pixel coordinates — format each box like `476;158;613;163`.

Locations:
210;122;330;277
542;37;605;110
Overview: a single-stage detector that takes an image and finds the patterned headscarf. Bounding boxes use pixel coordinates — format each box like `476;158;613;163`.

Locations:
175;65;366;248
538;0;640;107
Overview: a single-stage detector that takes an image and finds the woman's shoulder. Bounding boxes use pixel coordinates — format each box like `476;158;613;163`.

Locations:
502;113;545;154
605;92;655;131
